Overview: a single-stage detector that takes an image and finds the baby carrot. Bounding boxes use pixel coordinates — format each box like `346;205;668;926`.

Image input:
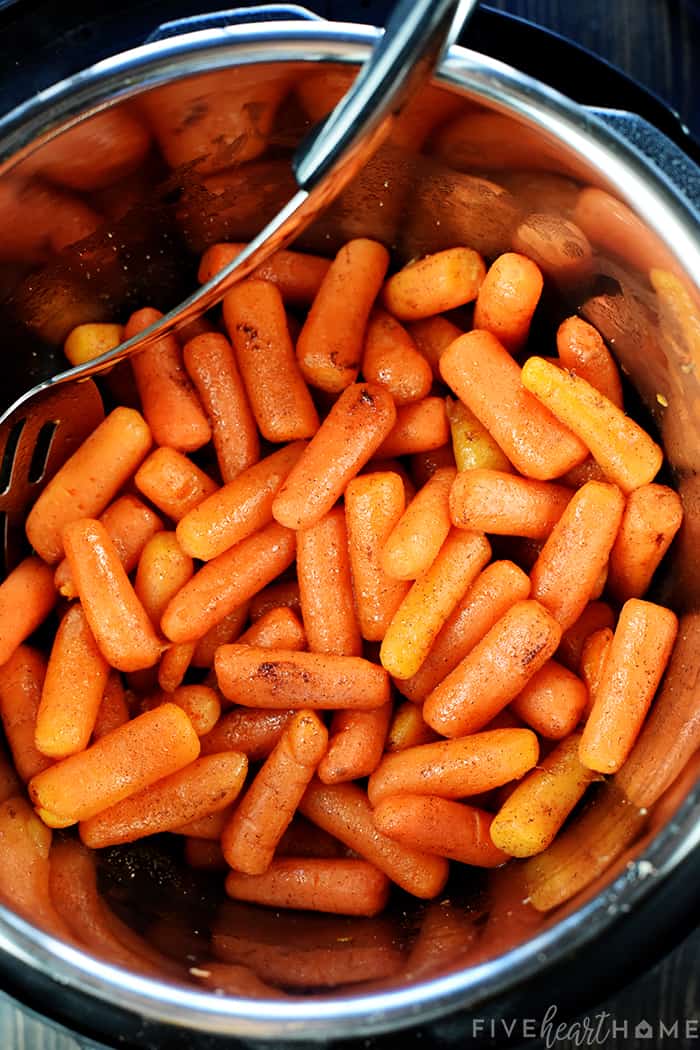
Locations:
222;711;327;874
361;309;432;405
198;242;330;303
423;600;562;737
296;238;390;393
200;708;295;762
445;397;512;474
223;279;319;440
35;605;109;759
300;780;449;899
490;733;597;857
249;581;301;623
26;407;152;563
396;560;531;702
510;659;588;739
29;703;200;827
473;252;544;353
215;646;390;710
226;859;390;917
380;528;492;679
579;599;678;773
237;607;306;651
367;728;539;805
174;806;234;840
440;331;587;480
92;673;130;741
162;522;296;644
158;642;196;693
135;532;194;629
345;472;410;642
168;684;221;737
0;797;71;940
134;447;217;522
297;506;362;657
272;383;397;531
0;647;53;782
318;702;392;784
80;752;247;848
408;316;463;379
386;701;439;751
183;332;260;482
530;481;625;631
450;469;572;540
556;316;623;407
580;627;613;718
608;484;683;602
64;323;124;366
125;308;211;452
521;356;663;493
373;795;508;868
376;398;449;458
382;247;485;321
381;467;455;580
63;519;163;672
556;601;616;670
0;556;56;666
191;604;249;668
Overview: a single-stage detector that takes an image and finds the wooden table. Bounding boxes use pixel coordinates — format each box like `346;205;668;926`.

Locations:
1;1;698;1046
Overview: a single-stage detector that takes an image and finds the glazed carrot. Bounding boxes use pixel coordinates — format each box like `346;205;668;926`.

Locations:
226;858;390;917
272;383;397;530
386;701;439;751
162;522;296;644
198;242;330;303
580;627;613;718
300;780;449;899
26;407;152;564
556;316;623;407
445;397;512;473
134;447;217;522
0;556;56;666
373;795;508;868
296;239;389;393
560;456;608;489
367;728;539;805
511;214;593;290
450;469;572;540
177;442;306;561
55;496;162;600
183;332;260;482
0;647;53;782
80;752;247;848
174;806;234;840
382;467;455;580
408;316;463;378
556;601;616;670
125;307;211;452
530;482;624;631
223;279;319;439
63;519;163;672
158;641;196;693
510;660;588;739
521;356;663;492
608;484;683;602
215;646;390;710
382;247;485;321
364;457;416;500
423;600;562;737
29;703;200;827
345;472;410;642
185;838;227;871
380;528;491;679
134;531;194;630
64;323;124;366
361;309;432;405
92;673;130;741
35;605;109;759
318;702;392;784
168;684;221;737
249;580;301;623
440;332;587;480
579;599;678;773
222;711;327;874
376;397;449;458
200;708;295;762
0;797;71;940
297;507;362;658
191;604;249;668
473;252;543;353
237;607;306;651
490;733;597;857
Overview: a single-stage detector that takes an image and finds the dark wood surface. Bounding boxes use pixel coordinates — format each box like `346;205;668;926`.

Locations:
1;1;699;1047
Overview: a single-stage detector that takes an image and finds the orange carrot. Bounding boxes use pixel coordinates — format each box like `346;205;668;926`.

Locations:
134;447;217;522
450;469;572;540
361;309;432;405
376;397;449;458
580;627;613;718
29;703;200;827
135;531;194;629
297;506;362;658
272;383;397;531
249;580;301;623
0;556;56;666
511;215;593;290
0;797;71;940
222;711;327;874
191;604;250;668
296;239;389;393
200;708;295;762
174;806;234;840
579;599;678;773
125;307;211;452
215;646;390;710
183;331;260;482
223;279;319;439
381;467;455;580
423;600;562;737
198;242;330;303
556;601;616;670
26;407;152;563
318;702;392;784
510;659;588;739
158;642;196;693
163;684;221;737
185;838;227;871
0;647;53;782
473;252;544;353
237;607;306;651
386;701;439;751
373;795;508;867
92;673;130;741
440;331;587;480
408;316;463;379
446;397;512;474
226;858;389;917
560;456;608;490
383;248;485;321
608;484;683;602
556;316;623;407
64;322;124;366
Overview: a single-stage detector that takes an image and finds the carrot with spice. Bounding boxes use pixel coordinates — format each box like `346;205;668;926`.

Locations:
373;795;508;867
226;859;390;917
134;448;217;522
296;506;362;657
0;647;53;782
199;242;330;303
318;702;392;784
510;659;588;739
473;252;544;353
361;309;432;405
0;557;56;666
446;397;512;473
200;708;295;762
382;467;455;580
449;469;572;540
556;316;623;407
383;247;485;321
608;483;683;602
376;398;449;458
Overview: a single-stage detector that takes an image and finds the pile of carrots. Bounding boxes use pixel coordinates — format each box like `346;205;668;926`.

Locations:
0;233;685;987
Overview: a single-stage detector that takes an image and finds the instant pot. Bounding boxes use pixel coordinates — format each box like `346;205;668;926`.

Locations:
0;3;698;1048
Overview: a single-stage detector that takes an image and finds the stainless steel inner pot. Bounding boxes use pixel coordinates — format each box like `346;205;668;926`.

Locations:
0;7;699;1044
